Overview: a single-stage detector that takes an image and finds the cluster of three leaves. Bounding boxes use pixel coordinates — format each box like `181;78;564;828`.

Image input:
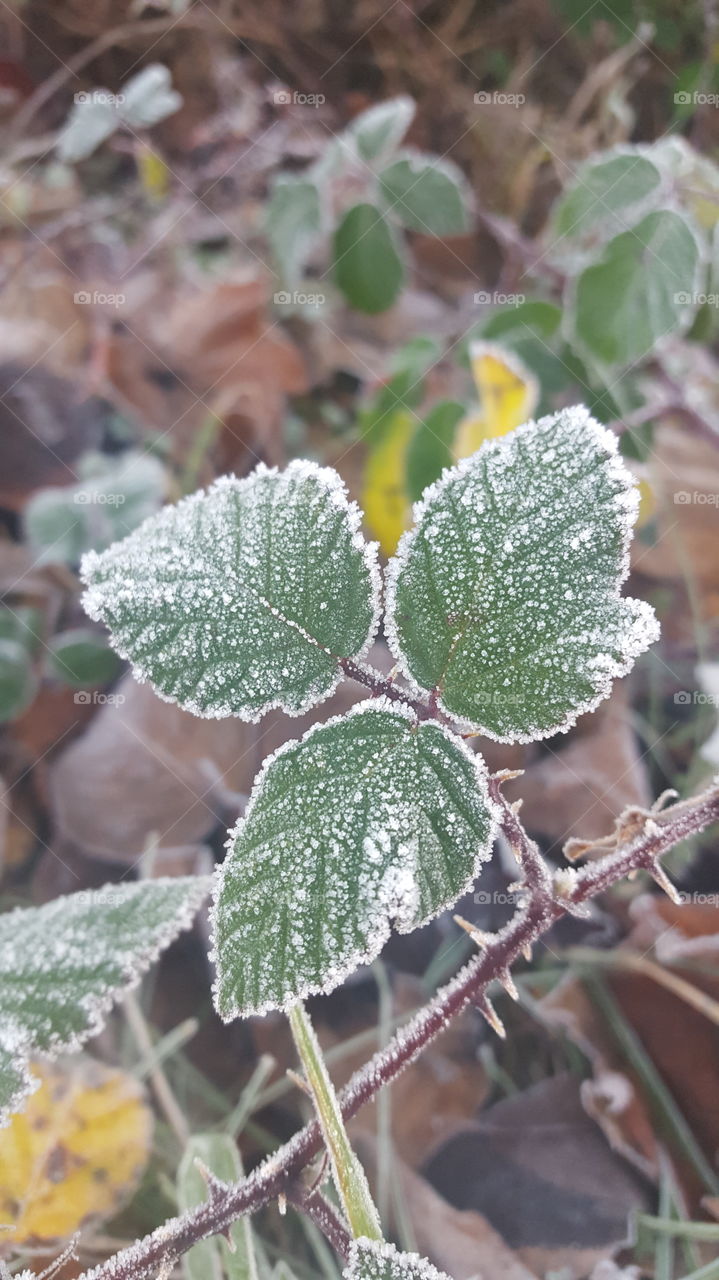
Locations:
78;407;657;1023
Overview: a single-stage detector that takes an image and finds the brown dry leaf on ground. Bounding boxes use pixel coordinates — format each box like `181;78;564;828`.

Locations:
423;1074;650;1280
512;689;651;846
638;421;719;623
356;1133;538;1280
0;1057;152;1245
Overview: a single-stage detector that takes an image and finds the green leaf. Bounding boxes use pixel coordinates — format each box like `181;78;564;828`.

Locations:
178;1134;257;1280
386;406;658;742
345;1239;452;1280
212;701;496;1018
347;97;415;162
553;151;662;241
119;63;182;129
334;203;405;313
379;152;469;236
405;400;464;501
24;449;166;565
266;176;322;287
81;462;380;721
0;638;37;723
0;877;209;1126
570;210;701;367
46;627;120;689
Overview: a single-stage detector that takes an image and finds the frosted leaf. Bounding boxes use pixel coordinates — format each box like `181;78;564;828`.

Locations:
345;1238;453;1280
81;461;380;721
211;700;496;1018
385;405;659;742
0;877;209;1126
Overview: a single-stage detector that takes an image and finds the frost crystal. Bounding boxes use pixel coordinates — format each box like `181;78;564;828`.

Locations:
0;877;209;1126
211;699;498;1019
81;461;381;721
345;1238;452;1280
385;405;659;742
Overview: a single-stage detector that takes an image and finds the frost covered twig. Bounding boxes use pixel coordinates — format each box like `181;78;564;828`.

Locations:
77;779;719;1280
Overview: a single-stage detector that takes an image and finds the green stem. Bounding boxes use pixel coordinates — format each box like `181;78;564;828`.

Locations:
288;1002;382;1242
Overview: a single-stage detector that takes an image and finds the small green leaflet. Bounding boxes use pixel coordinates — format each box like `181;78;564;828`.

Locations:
385;406;659;742
345;1239;452;1280
81;462;380;721
333;204;405;313
571;209;701;366
347;97;415;163
0;877;209;1126
379;152;469;236
553;151;662;243
212;701;496;1018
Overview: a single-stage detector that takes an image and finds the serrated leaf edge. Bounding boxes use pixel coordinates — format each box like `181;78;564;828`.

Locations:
81;459;382;724
0;876;210;1126
210;696;499;1021
384;405;660;744
345;1237;452;1280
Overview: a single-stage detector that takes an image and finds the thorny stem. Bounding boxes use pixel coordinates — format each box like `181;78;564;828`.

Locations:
78;778;719;1280
339;657;436;719
285;1185;352;1261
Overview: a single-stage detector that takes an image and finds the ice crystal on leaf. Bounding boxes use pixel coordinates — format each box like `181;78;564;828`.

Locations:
0;877;209;1126
385;405;659;742
345;1238;452;1280
211;699;497;1018
81;462;380;721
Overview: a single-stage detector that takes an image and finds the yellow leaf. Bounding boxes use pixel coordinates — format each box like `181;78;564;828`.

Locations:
361;409;415;555
636;475;656;527
137;146;170;202
454;342;539;459
0;1058;152;1243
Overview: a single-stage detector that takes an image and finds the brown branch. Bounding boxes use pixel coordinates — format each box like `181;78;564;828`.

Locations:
285;1184;352;1261
79;779;719;1280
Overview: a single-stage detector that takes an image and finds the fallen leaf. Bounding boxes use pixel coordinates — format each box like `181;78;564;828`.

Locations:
0;1057;152;1244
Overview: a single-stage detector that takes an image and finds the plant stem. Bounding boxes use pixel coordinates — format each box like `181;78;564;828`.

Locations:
78;780;719;1280
288;1003;382;1243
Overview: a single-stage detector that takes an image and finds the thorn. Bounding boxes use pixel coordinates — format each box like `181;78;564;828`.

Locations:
649;861;682;905
652;788;679;812
474;995;506;1038
491;768;524;783
193;1158;228;1201
521;942;533;962
287;1067;312;1096
454;914;492;948
222;1228;237;1253
498;968;520;1001
506;880;526;895
278;1192;287;1216
627;869;639;880
510;798;523;814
